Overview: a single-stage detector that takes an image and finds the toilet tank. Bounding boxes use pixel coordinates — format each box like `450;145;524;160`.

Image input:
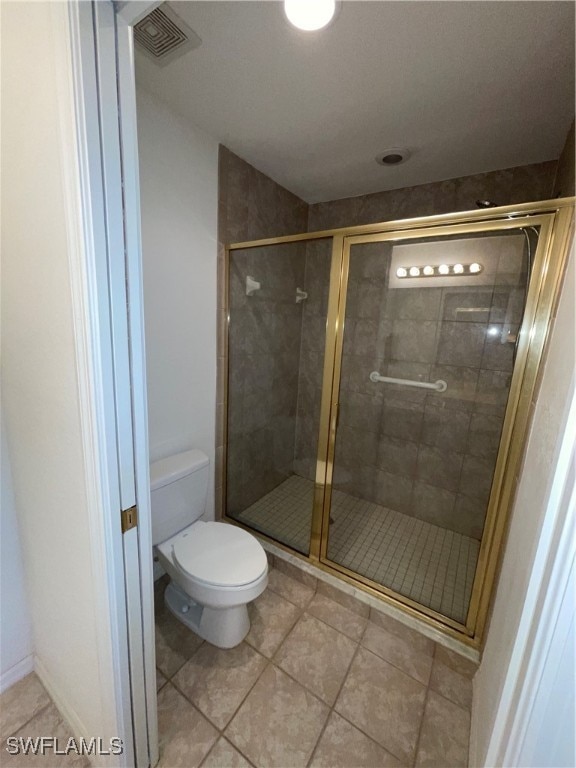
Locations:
150;449;209;545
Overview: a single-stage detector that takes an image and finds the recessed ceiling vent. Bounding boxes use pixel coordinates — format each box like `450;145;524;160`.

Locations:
134;3;201;66
376;148;411;166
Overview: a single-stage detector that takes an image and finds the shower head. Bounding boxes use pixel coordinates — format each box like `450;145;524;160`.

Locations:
475;200;498;208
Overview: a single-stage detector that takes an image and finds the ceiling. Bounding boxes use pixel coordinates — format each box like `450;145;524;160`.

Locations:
135;1;575;203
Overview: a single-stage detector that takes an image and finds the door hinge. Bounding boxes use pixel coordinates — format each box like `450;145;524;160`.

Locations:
121;505;138;533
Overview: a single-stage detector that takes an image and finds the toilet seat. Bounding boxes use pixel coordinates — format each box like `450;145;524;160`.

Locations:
171;521;267;588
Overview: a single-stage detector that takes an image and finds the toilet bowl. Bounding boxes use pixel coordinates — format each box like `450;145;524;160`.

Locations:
151;450;268;648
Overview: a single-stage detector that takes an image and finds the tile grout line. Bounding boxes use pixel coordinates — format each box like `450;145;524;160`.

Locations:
411;682;432;768
305;638;364;768
1;699;55;741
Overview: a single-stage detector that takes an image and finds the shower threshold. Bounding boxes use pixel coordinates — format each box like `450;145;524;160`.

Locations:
235;475;479;625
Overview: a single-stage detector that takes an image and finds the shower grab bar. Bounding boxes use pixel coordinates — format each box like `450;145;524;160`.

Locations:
369;371;448;392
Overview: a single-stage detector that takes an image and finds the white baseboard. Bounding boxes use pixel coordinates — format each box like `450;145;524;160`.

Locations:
30;656;123;767
34;655;88;742
0;655;34;694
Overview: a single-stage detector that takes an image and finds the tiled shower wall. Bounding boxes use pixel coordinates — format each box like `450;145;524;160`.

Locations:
227;244;306;512
333;237;526;540
307;161;558;230
293;240;333;480
217;149;562;519
217;148;308;513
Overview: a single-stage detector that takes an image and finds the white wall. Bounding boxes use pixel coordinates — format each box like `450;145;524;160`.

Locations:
136;86;219;520
1;0;120;743
471;243;575;765
0;417;33;692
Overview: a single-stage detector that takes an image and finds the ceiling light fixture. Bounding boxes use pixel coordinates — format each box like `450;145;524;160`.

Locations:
284;0;337;31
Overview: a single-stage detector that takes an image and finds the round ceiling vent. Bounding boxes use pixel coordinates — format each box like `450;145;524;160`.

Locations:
376;148;411;166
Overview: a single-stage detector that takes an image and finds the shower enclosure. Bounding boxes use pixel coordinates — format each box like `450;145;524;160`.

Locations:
223;200;573;643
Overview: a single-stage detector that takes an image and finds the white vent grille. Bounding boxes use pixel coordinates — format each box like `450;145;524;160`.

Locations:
134;4;201;66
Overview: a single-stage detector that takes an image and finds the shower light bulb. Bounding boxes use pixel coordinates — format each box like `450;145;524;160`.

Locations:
438;264;449;275
453;264;464;274
409;266;420;277
396;267;408;278
423;266;434;276
469;262;482;273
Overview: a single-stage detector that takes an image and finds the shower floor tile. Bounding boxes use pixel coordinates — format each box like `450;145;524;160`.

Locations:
236;475;479;624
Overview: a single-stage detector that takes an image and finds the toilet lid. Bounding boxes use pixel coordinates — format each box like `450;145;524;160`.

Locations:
172;522;267;587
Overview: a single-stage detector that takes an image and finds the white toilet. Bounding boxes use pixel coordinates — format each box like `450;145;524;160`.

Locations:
151;449;268;648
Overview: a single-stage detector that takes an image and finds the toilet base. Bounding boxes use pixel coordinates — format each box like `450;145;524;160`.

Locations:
164;581;250;649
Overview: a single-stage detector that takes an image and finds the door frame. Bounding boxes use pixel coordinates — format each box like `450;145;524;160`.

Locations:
68;1;160;765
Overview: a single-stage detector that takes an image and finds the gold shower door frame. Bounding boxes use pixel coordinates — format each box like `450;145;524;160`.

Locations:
224;198;574;647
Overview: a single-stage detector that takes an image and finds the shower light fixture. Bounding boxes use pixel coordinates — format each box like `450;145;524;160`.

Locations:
284;0;337;31
396;263;484;279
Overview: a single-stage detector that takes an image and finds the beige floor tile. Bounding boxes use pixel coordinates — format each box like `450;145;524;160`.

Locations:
155;604;204;678
0;674;51;739
225;665;329;768
157;684;218;768
173;642;267;729
245;590;301;658
307;593;367;641
275;614;356;705
415;691;470;767
362;621;433;685
369;609;436;657
317;581;370;619
156;668;167;692
434;645;478;679
335;648;427;764
1;703;89;767
429;658;473;710
267;568;315;608
310;712;406;768
201;737;252;768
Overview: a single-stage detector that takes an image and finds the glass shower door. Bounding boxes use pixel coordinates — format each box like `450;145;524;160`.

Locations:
225;238;333;555
324;227;535;626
